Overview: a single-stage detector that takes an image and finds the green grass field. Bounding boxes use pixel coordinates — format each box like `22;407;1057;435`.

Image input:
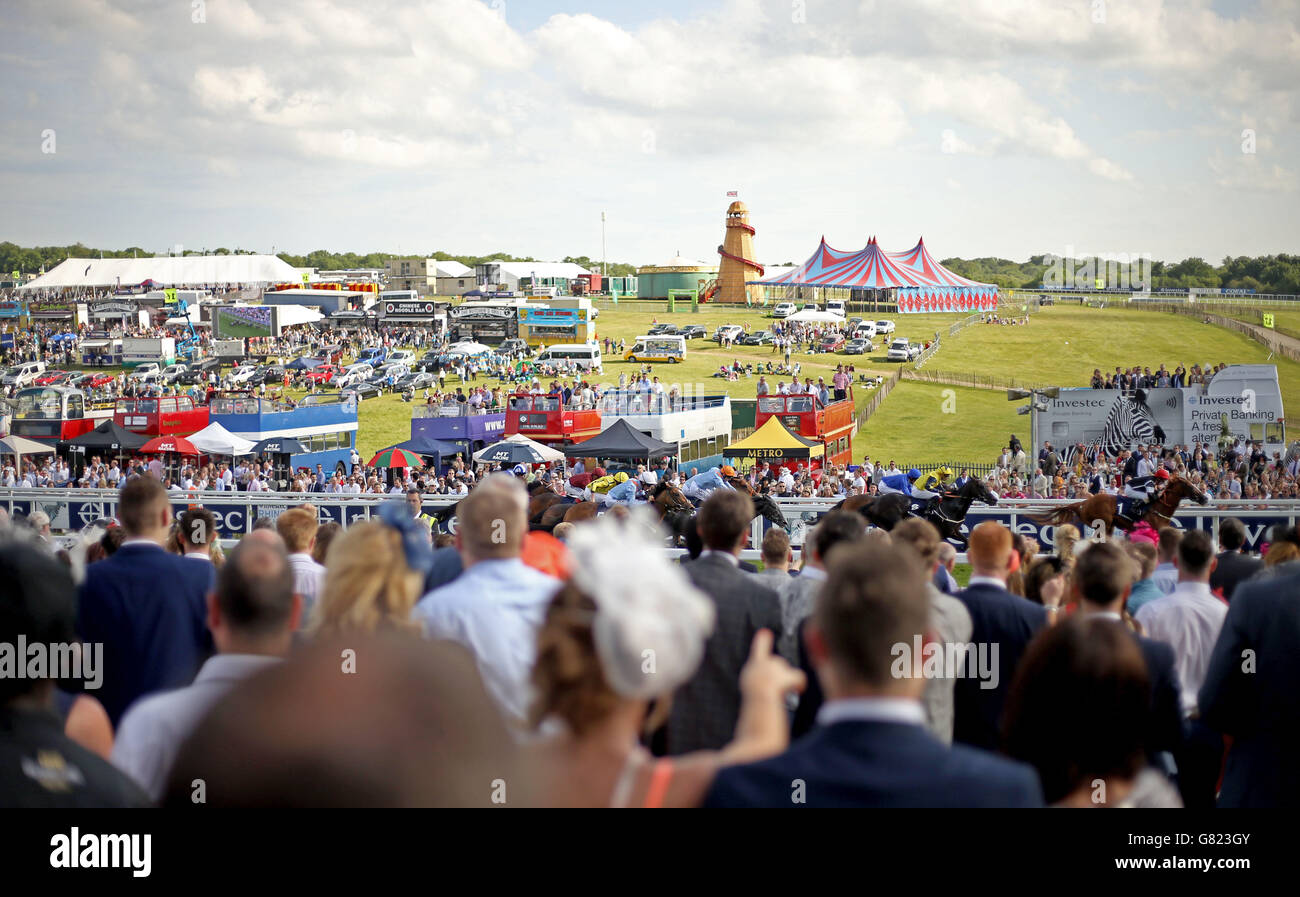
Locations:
250;301;1300;461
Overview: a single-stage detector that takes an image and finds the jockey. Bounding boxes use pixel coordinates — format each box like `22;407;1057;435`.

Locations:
914;466;955;494
878;468;921;496
588;470;620;496
682;465;734;503
601;472;639;507
1121;468;1170;519
567;469;595;500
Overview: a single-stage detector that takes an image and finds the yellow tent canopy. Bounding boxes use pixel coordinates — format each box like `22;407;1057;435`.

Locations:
727;416;825;460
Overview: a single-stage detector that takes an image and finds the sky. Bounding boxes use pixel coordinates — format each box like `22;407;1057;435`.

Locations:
1;0;1297;266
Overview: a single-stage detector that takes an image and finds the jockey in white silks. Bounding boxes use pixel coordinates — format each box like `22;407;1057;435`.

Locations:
599;473;640;507
682;465;735;503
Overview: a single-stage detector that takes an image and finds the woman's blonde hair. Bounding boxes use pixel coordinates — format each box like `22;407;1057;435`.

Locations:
1054;525;1080;572
311;522;422;638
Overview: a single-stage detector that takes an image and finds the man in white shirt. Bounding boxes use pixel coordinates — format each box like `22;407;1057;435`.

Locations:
276;508;324;626
1151;528;1181;595
1135;530;1226;718
111;538;300;800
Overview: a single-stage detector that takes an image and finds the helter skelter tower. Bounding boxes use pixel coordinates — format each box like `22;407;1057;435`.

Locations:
715;201;764;304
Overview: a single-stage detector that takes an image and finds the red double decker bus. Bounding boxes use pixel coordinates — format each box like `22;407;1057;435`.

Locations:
754;391;856;469
114;395;210;438
505;393;601;445
9;386;113;443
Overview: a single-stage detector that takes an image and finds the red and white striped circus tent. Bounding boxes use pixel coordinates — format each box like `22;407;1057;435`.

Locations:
751;236;998;313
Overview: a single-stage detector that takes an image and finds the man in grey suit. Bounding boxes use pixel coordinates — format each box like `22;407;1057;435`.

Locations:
667;490;783;755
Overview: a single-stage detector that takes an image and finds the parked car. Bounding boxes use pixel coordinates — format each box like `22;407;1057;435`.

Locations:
70;372;115;390
825;300;846;316
648;323;680;335
305;364;342;384
2;362;47;387
161;364;191;384
33;370;70;386
339;383;382;402
741;330;772;346
498;338;530;357
679;325;707;339
843;338;874;355
714;324;745;343
357;347;387;366
253;365;287;386
228;364;260;386
129;363;161;382
386;349;416;366
393;371;436;392
819;334;846;352
853;321;878;339
771;302;797;318
875;320;896;335
887;337;921;361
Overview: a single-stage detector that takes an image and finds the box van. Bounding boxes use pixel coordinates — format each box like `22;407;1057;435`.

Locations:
624;335;686;364
536;343;602;371
1;361;46;387
825;300;846;316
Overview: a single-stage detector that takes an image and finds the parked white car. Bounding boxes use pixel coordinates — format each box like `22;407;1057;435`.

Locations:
386;349;416;366
228;364;259;385
771;302;797;318
714;324;745;343
161;364;190;384
129;363;161;381
825;300;846;316
1;361;46;387
853;321;877;339
887;337;921;362
875;319;896;335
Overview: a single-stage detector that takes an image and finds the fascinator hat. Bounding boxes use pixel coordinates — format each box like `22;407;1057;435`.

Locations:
564;509;716;700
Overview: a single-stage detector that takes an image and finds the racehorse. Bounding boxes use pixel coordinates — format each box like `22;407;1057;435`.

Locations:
832;478;997;543
533;480;696;532
661;480;789;546
1032;474;1208;537
922;478;999;548
432;479;551;533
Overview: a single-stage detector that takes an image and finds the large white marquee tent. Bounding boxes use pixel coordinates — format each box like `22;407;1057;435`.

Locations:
17;255;301;290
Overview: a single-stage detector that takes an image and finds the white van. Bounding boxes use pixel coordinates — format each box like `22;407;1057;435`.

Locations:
1;361;46;387
536;343;602;371
825;300;846;316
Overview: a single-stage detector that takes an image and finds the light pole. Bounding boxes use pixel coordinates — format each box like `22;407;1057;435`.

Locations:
601;211;607;279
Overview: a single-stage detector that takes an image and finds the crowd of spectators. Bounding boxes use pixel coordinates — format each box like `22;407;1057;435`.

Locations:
4;474;1296;808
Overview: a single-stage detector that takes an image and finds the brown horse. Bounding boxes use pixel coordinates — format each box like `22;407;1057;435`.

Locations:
534;481;695;532
1033;475;1209;537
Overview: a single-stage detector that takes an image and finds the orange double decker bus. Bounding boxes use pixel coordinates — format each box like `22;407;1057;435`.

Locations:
753;390;855;469
505;393;601;445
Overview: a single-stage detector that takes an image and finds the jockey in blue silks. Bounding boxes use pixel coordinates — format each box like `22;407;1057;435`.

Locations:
682;465;733;503
878;468;921;496
603;475;640;506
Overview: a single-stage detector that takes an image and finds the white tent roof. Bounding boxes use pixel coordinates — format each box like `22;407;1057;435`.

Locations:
445;341;492;355
17;255;301;290
488;261;591;279
188;422;256;456
490;433;565;463
435;261;472;277
785;309;845;323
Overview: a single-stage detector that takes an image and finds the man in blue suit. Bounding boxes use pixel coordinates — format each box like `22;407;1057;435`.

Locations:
952;522;1050;750
704;539;1043;807
77;477;213;726
1198;564;1300;807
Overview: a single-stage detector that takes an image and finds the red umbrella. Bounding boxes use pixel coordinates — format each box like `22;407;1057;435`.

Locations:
140;435;200;455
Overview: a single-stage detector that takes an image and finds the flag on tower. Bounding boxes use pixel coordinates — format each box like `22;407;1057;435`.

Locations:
726;190;738;197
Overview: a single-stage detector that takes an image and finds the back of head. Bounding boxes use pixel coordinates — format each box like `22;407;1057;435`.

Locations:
696;489;753;551
812;510;866;563
0;542;76;702
1124;541;1158;581
1176;529;1214;577
1157;526;1182;561
177;507;216;549
218;539;296;638
1072;542;1134;608
458;473;527;560
311;521;341;565
814;539;928;691
317;522;422;637
163;633;520;806
1001;615;1150;804
967;521;1013;574
276;508;319;554
891;517;941;569
1218;517;1246;552
760;527;790;566
118;475;169;538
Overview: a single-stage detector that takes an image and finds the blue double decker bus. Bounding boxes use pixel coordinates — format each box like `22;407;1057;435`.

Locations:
209;393;359;475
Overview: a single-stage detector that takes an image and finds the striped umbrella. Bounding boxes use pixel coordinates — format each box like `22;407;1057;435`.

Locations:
368;447;425;469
